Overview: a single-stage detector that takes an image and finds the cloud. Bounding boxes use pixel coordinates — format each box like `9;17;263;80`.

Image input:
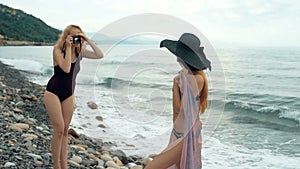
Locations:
1;0;299;46
203;0;236;9
251;5;273;15
111;0;170;13
110;0;206;15
170;0;205;15
226;13;241;19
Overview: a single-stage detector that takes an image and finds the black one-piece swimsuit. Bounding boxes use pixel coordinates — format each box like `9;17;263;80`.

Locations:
46;54;81;102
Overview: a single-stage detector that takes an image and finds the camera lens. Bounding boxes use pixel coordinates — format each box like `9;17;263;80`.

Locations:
72;36;81;44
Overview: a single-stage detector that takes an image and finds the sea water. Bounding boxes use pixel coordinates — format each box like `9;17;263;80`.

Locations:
0;45;299;169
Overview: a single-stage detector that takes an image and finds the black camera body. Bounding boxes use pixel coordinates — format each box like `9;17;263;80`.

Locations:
72;36;81;44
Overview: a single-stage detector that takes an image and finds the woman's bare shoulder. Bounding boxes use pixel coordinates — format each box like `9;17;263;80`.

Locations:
52;45;60;54
194;74;204;89
186;73;203;81
195;73;204;82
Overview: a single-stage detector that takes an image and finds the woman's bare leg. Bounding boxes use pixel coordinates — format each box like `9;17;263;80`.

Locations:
145;139;183;169
44;91;64;169
60;95;75;169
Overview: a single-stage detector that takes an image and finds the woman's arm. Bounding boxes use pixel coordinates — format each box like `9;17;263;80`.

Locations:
172;76;181;123
53;35;72;73
80;33;104;59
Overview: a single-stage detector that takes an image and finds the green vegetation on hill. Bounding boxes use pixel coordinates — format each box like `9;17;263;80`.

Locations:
0;3;61;43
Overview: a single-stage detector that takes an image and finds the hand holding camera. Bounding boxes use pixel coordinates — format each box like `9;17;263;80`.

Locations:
72;33;89;44
65;35;73;47
66;33;89;47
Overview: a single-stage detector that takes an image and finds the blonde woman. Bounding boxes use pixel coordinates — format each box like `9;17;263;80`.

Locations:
146;33;211;169
44;25;103;169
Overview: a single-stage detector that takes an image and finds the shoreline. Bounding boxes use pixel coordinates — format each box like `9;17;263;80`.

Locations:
0;40;55;46
0;61;151;168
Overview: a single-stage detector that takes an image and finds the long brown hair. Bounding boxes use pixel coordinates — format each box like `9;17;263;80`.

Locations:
55;25;86;53
198;71;208;114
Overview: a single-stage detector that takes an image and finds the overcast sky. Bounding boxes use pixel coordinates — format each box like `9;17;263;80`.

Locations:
1;0;300;47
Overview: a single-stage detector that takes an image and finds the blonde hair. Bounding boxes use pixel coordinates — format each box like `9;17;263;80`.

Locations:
198;71;209;114
55;24;86;53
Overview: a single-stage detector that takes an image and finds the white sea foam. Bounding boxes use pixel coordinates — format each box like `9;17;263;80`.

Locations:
0;58;51;74
279;110;300;125
71;84;172;156
203;137;300;169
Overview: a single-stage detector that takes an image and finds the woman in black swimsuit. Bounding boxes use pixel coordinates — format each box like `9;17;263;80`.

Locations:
43;25;103;169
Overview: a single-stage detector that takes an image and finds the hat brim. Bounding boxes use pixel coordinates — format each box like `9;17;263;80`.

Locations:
160;39;211;71
160;39;177;55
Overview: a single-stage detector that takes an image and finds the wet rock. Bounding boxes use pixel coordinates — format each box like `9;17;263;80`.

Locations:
4;162;16;167
27;153;43;160
16;101;25;107
70;145;86;152
113;157;123;166
31;95;39;102
11;123;29;130
131;165;143;169
87;101;98;109
128;155;141;163
96;115;103;121
70;155;82;164
27;145;36;151
34;160;43;166
68;128;80;138
22;133;38;140
68;160;80;167
81;159;98;166
101;154;113;161
27;118;37;125
13;108;23;114
111;150;128;164
13;114;25;121
24;140;32;147
2;112;10;117
120;167;129;169
97;159;104;166
87;153;98;160
21;94;32;100
106;160;120;169
126;163;137;168
9;125;23;132
97;124;107;128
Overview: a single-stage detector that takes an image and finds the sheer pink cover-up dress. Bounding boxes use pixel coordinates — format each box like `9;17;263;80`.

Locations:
166;70;203;169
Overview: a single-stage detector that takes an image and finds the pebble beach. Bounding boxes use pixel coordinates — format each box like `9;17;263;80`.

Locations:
0;61;152;169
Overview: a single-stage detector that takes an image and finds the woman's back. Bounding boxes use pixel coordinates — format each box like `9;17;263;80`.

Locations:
173;70;205;134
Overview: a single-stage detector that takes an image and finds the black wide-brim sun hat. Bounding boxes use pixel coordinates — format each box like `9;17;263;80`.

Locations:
160;33;211;71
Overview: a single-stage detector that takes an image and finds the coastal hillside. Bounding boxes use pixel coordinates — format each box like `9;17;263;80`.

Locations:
0;4;61;45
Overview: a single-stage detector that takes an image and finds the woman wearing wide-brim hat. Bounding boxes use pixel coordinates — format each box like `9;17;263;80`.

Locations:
145;33;211;169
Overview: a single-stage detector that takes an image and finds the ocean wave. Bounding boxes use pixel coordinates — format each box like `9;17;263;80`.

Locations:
225;100;300;125
0;58;53;75
73;76;172;92
95;77;171;89
279;110;300;124
100;60;123;65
